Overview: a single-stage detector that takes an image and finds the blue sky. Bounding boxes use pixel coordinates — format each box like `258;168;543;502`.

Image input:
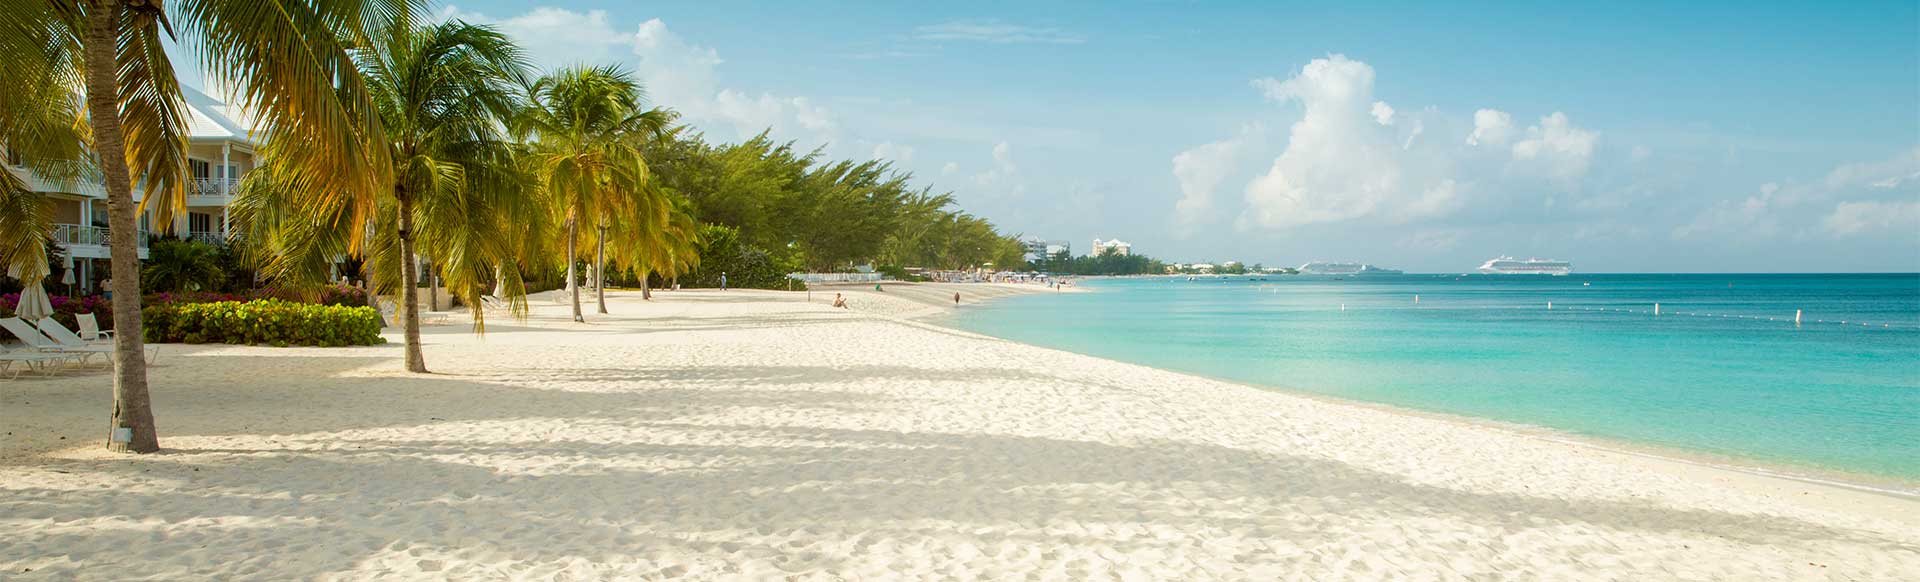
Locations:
190;1;1920;272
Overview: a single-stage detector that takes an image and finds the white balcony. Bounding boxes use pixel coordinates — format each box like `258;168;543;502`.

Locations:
186;177;240;206
51;223;150;259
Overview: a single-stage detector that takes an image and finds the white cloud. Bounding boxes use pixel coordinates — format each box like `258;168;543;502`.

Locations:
1823;199;1920;237
1510;112;1598;181
1370;101;1395;125
941;162;960;176
913;20;1086;44
1630;145;1652;162
972;141;1025;197
1466;108;1512;146
1237;55;1460;229
871;141;915;163
1673;148;1920;242
1172;125;1261;226
441;7;840;152
1672;183;1781;240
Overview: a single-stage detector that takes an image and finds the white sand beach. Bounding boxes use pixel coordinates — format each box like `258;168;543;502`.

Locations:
3;285;1917;580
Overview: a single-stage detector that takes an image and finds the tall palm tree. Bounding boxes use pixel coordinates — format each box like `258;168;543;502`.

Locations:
514;65;674;320
0;43;91;286
235;19;533;373
3;0;410;453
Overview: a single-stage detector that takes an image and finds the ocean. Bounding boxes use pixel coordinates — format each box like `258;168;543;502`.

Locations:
940;274;1920;483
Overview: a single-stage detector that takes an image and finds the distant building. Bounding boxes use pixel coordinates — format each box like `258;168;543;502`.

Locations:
1090;238;1132;256
1021;237;1071;263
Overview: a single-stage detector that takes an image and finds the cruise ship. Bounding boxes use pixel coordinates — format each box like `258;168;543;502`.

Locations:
1477;256;1573;275
1297;261;1403;276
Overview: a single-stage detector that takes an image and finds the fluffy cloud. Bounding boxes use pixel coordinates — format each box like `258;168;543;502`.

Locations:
1237;55;1460;229
633;19;838;147
1823;199;1920;237
1190;55;1607;231
971;142;1025;197
441;7;839;152
941;162;960;176
1672;183;1781;240
1511;112;1597;181
1674;148;1920;242
1172;125;1260;226
1466;109;1513;146
1370;101;1395;125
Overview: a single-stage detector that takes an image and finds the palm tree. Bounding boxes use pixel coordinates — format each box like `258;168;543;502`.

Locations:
4;1;410;453
140;239;224;292
236;19;533;372
514;65;675;320
0;45;91;288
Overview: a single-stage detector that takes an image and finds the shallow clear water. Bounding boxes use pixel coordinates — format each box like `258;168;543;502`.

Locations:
941;274;1920;481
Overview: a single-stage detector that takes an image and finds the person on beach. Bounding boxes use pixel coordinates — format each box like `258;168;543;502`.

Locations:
954;292;961;305
831;293;847;308
720;272;727;291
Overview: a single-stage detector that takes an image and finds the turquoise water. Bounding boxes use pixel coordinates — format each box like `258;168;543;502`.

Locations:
942;274;1920;482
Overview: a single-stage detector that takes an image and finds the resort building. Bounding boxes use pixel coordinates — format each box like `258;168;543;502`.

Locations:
1020;237;1071;263
1090;238;1132;256
5;85;257;294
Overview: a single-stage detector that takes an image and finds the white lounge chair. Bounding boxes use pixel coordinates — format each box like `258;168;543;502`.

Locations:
76;313;113;342
2;317;104;366
0;350;80;379
378;299;449;326
33;317;159;364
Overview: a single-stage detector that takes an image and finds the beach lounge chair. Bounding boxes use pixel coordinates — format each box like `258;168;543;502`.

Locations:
32;317;159;364
2;317;105;366
76;313;113;342
0;350;79;379
378;299;449;326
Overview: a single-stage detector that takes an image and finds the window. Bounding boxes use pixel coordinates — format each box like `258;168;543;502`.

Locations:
189;159;210;179
189;212;212;234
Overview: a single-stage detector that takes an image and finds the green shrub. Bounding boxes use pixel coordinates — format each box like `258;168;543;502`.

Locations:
142;299;386;347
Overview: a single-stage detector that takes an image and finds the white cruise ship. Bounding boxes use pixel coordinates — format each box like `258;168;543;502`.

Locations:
1477;256;1573;275
1298;261;1403;276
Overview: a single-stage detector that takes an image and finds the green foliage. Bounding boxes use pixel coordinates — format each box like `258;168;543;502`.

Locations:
652;132;1027;272
684;223;802;289
142;238;227;292
1032;246;1170;276
142;299;385;347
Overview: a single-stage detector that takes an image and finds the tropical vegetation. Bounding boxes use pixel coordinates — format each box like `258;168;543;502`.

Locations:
143;299;384;347
0;1;1037;455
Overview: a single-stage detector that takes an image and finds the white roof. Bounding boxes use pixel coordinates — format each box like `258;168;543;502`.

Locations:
179;85;259;142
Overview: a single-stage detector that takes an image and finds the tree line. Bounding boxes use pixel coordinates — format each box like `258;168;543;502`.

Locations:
0;3;1030;454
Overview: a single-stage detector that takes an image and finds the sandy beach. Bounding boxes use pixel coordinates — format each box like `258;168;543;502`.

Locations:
3;284;1917;580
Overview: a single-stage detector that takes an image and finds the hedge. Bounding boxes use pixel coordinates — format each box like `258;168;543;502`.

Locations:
142;299;386;347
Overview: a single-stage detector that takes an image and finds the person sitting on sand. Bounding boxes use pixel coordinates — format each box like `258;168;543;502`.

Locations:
832;293;848;309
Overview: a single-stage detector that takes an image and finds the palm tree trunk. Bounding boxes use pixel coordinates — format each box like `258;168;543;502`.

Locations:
567;216;582;322
427;259;437;312
642;271;652;301
595;224;608;313
83;0;158;454
397;195;428;373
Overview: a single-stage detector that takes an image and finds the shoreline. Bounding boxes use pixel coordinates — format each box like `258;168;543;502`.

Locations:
896;280;1920;502
5;287;1916;579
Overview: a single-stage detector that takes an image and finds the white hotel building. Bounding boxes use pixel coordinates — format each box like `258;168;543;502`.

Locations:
6;85;257;294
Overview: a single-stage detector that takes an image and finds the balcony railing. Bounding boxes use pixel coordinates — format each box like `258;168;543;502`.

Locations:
51;224;151;248
191;177;239;197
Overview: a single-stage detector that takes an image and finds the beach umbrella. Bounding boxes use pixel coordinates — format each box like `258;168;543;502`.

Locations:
9;262;54;322
60;254;75;286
